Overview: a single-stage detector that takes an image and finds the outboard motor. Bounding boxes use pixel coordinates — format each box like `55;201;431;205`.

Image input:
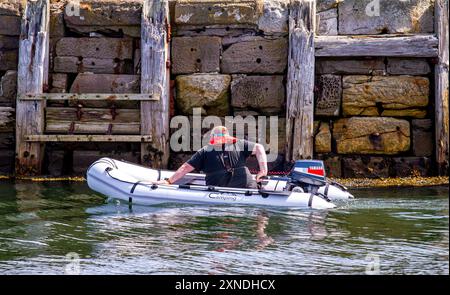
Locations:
287;160;327;192
287;160;354;200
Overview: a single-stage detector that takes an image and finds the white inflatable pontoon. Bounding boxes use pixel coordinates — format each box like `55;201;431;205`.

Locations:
87;158;354;210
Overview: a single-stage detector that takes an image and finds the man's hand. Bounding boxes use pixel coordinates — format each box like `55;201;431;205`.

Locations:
256;172;267;183
153;179;170;185
152;163;195;185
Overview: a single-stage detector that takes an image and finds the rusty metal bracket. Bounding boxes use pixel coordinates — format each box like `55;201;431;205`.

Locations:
110;105;117;120
76;103;83;121
107;123;113;135
68;122;75;134
166;19;172;43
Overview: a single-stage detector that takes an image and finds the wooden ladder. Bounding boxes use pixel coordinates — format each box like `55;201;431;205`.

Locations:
15;0;170;176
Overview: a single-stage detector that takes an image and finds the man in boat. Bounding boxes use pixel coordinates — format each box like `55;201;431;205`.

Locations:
153;126;268;188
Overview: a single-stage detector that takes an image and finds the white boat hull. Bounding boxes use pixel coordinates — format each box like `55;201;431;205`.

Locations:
86;158;337;209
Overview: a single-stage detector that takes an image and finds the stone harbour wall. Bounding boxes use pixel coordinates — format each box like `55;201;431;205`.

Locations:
313;0;436;178
0;0;443;178
314;57;435;178
169;0;289;171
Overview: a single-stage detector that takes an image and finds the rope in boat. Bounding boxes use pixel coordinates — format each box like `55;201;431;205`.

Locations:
249;170;291;176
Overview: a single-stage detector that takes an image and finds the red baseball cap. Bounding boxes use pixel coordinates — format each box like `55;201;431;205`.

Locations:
209;126;237;145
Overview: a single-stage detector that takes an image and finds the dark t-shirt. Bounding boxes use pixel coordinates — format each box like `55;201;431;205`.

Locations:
187;139;257;187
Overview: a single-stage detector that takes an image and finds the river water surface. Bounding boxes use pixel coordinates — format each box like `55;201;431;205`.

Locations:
0;181;448;275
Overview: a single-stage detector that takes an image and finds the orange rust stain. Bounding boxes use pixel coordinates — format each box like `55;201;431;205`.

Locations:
79;3;92;11
414;79;429;87
111;80;118;90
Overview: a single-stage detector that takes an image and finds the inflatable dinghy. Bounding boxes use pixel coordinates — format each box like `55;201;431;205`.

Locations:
87;158;354;210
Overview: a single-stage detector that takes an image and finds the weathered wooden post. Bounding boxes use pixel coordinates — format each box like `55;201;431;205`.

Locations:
141;0;170;168
435;0;449;175
285;0;316;161
15;0;50;175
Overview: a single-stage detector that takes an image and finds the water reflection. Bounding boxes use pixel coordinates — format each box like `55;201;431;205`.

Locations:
0;182;49;261
256;211;274;250
0;182;448;274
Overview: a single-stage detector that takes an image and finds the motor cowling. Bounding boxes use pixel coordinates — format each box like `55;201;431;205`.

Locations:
285;160;353;200
287;160;327;192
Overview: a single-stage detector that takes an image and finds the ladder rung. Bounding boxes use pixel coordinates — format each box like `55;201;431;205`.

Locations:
18;93;160;101
24;135;152;142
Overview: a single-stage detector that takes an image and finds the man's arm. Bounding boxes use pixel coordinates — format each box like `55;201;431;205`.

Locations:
153;162;195;185
252;143;268;182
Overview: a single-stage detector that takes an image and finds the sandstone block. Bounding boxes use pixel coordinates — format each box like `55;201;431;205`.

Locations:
316;58;386;75
243;116;286;155
317;8;337;35
314;121;332;153
342;76;429;118
176;74;231;116
183;115;229;142
175;0;261;26
333;117;410;155
221;113;285;154
75;26;140;38
70;73;140;93
50;3;66;38
380;109;427;119
317;0;340;12
339;0;434;35
0;15;21;36
231;75;285;114
0;36;19;50
0;50;18;71
324;156;341;178
258;0;289;34
56;38;133;60
0;71;17;105
387;58;431;75
0;107;15;133
49;88;67;95
0;0;22;16
51;73;68;90
412;119;433;157
233;110;260;117
176;27;257;37
64;0;142;37
342;156;390;178
315;74;341;117
171;36;221;74
221;37;287;74
392;157;431;177
54;56;132;74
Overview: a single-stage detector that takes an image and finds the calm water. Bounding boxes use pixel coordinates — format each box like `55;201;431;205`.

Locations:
0;180;447;275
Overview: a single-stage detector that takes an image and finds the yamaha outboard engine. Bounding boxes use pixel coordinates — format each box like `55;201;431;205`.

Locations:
287;160;354;200
287;160;327;193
